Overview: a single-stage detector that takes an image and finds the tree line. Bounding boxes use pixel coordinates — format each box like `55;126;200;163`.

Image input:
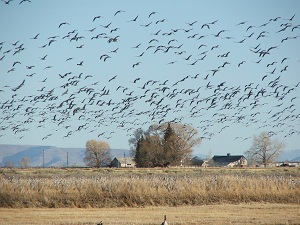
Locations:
84;122;202;168
84;123;285;168
2;124;285;168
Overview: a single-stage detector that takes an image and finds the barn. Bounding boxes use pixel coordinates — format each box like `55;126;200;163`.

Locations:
208;153;247;167
111;157;136;168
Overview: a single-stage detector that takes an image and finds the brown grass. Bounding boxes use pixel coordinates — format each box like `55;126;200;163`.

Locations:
0;167;300;208
1;204;300;224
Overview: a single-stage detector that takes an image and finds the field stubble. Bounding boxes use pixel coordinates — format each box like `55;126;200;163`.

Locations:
1;204;300;225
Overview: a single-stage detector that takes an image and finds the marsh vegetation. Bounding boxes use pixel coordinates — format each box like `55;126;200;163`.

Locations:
1;167;299;208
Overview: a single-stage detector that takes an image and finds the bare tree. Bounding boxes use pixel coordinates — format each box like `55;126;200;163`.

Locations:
19;157;30;168
245;131;285;167
168;123;201;163
128;128;145;155
84;139;111;167
5;161;14;168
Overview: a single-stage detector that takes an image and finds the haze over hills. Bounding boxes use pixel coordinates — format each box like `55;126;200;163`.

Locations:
0;144;131;167
278;149;300;162
0;144;299;167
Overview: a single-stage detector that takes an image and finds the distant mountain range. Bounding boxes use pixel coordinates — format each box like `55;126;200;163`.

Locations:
0;144;131;167
0;144;299;167
278;149;300;162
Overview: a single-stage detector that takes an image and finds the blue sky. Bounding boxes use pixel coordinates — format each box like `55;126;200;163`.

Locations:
1;0;299;157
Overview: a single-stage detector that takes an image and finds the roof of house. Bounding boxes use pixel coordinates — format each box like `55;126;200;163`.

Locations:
191;156;205;164
210;155;246;166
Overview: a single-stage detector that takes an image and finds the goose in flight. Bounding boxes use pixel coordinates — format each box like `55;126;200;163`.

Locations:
114;10;125;16
148;11;158;18
93;15;101;21
30;33;40;39
127;15;139;22
19;0;31;4
58;22;70;28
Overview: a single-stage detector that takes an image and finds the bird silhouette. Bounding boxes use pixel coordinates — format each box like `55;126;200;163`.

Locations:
93;15;101;21
132;62;141;67
30;33;40;39
114;10;125;16
58;22;70;28
127;15;138;22
77;61;84;66
19;0;31;4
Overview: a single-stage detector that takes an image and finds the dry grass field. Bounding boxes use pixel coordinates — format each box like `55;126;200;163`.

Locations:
0;167;300;224
1;204;300;224
1;167;299;208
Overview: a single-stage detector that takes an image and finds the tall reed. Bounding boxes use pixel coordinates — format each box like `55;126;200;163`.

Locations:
0;169;299;208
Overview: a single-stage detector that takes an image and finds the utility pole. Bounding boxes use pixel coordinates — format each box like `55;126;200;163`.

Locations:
67;152;69;167
43;150;45;168
124;152;126;168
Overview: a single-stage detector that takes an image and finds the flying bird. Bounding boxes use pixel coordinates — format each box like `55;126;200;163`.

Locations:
77;61;84;66
93;15;102;21
11;79;25;91
12;61;21;67
127;15;139;22
132;62;141;67
148;11;158;18
30;33;40;39
101;22;112;28
108;75;117;82
114;10;125;16
19;0;31;4
58;22;70;28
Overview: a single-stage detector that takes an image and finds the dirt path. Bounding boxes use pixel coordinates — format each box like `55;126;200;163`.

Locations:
1;203;300;225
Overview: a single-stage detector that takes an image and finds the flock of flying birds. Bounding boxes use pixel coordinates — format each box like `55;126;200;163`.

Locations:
0;2;300;148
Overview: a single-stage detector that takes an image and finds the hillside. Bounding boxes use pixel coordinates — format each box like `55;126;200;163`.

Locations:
291;156;300;162
278;149;300;162
0;144;130;167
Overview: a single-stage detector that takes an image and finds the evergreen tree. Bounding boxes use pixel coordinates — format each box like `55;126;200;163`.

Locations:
163;123;179;166
164;122;175;140
134;137;143;167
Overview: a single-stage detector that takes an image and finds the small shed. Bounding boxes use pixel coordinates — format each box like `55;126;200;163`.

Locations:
209;153;247;167
111;157;136;168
